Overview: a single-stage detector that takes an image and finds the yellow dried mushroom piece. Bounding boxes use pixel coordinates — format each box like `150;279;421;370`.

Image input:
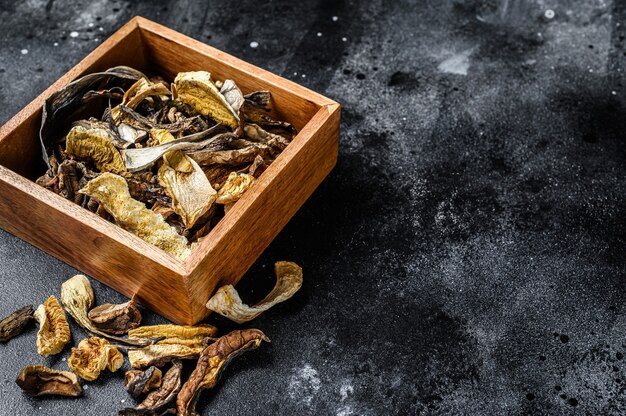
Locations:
128;324;218;340
65;125;127;174
206;261;303;323
79;173;191;259
174;71;240;129
215;172;255;205
68;337;124;381
33;295;71;357
128;343;206;369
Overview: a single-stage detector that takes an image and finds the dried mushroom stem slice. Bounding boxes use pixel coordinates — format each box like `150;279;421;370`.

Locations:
127;324;218;340
119;360;183;416
68;336;124;381
176;329;269;415
206;261;303;324
174;71;240;129
128;343;206;369
215;172;255;205
0;305;34;342
125;366;163;399
61;274;156;347
34;295;71;357
16;365;82;397
79;174;191;259
65;125;127;174
88;296;142;335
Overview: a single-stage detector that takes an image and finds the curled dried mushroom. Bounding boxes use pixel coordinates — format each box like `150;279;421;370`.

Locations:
68;336;124;381
0;305;33;343
176;329;269;415
16;365;82;397
206;261;303;323
34;295;71;357
119;360;182;416
88;296;142;335
125;366;162;399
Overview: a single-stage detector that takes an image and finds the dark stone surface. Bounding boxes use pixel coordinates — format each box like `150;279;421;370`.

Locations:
1;0;626;414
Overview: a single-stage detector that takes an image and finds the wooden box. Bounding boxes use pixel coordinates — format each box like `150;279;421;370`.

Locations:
0;17;340;324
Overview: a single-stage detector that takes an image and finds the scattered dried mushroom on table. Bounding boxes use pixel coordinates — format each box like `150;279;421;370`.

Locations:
34;295;71;357
36;66;296;258
68;336;124;381
88;295;142;335
16;365;82;397
0;305;33;343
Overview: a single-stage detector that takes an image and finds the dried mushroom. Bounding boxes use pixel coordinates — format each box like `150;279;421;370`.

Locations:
16;365;82;397
36;65;295;258
125;366;163;399
119;360;182;416
128;343;206;369
215;172;255;205
88;296;142;335
34;295;71;357
128;324;217;341
68;336;124;381
61;274;155;346
79;173;191;259
176;329;269;415
0;305;33;342
206;261;303;323
174;71;239;128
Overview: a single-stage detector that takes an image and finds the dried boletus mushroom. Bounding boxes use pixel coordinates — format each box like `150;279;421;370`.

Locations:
125;366;163;399
68;336;124;381
0;305;34;342
16;365;82;397
34;295;71;357
88;296;142;335
119;360;183;416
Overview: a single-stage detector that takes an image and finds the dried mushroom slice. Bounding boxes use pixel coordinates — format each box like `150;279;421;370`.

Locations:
119;360;182;416
128;324;217;341
79;173;191;259
65;125;127;174
68;337;124;381
0;305;33;342
176;329;269;415
34;295;71;357
206;261;303;323
220;80;245;114
88;296;142;335
174;71;239;129
61;274;155;346
16;365;82;397
125;366;163;399
128;343;206;369
215;172;255;205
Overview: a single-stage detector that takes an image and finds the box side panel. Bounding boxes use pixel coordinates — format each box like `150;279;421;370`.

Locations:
138;26;322;132
186;104;340;323
0;27;147;180
0;167;192;323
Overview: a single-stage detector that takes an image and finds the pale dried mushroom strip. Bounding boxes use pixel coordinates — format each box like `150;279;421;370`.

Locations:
0;305;33;343
16;365;83;397
176;329;269;415
128;343;206;369
68;336;124;381
127;324;218;340
34;295;71;357
174;71;240;129
79;174;191;259
119;360;182;416
61;274;156;347
206;261;303;323
88;296;142;335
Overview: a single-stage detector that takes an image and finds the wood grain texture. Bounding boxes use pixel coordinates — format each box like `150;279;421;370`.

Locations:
0;16;340;324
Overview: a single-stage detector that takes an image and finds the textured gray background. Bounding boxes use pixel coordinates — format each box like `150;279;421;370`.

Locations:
1;0;626;415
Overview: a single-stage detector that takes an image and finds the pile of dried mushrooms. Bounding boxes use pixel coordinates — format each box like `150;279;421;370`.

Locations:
3;261;303;415
36;66;296;259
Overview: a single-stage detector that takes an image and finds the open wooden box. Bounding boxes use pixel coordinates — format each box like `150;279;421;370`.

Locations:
0;17;340;324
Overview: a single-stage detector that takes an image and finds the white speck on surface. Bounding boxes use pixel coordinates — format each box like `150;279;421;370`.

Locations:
342;37;347;42
38;407;42;410
317;32;323;37
249;41;259;48
121;399;125;403
61;357;66;361
94;38;99;42
437;47;475;75
402;117;407;121
612;91;617;95
84;385;89;390
88;22;94;27
53;42;59;46
99;27;104;32
332;16;338;21
70;31;79;38
544;9;555;19
20;49;28;55
288;364;321;405
302;74;306;78
293;72;298;76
